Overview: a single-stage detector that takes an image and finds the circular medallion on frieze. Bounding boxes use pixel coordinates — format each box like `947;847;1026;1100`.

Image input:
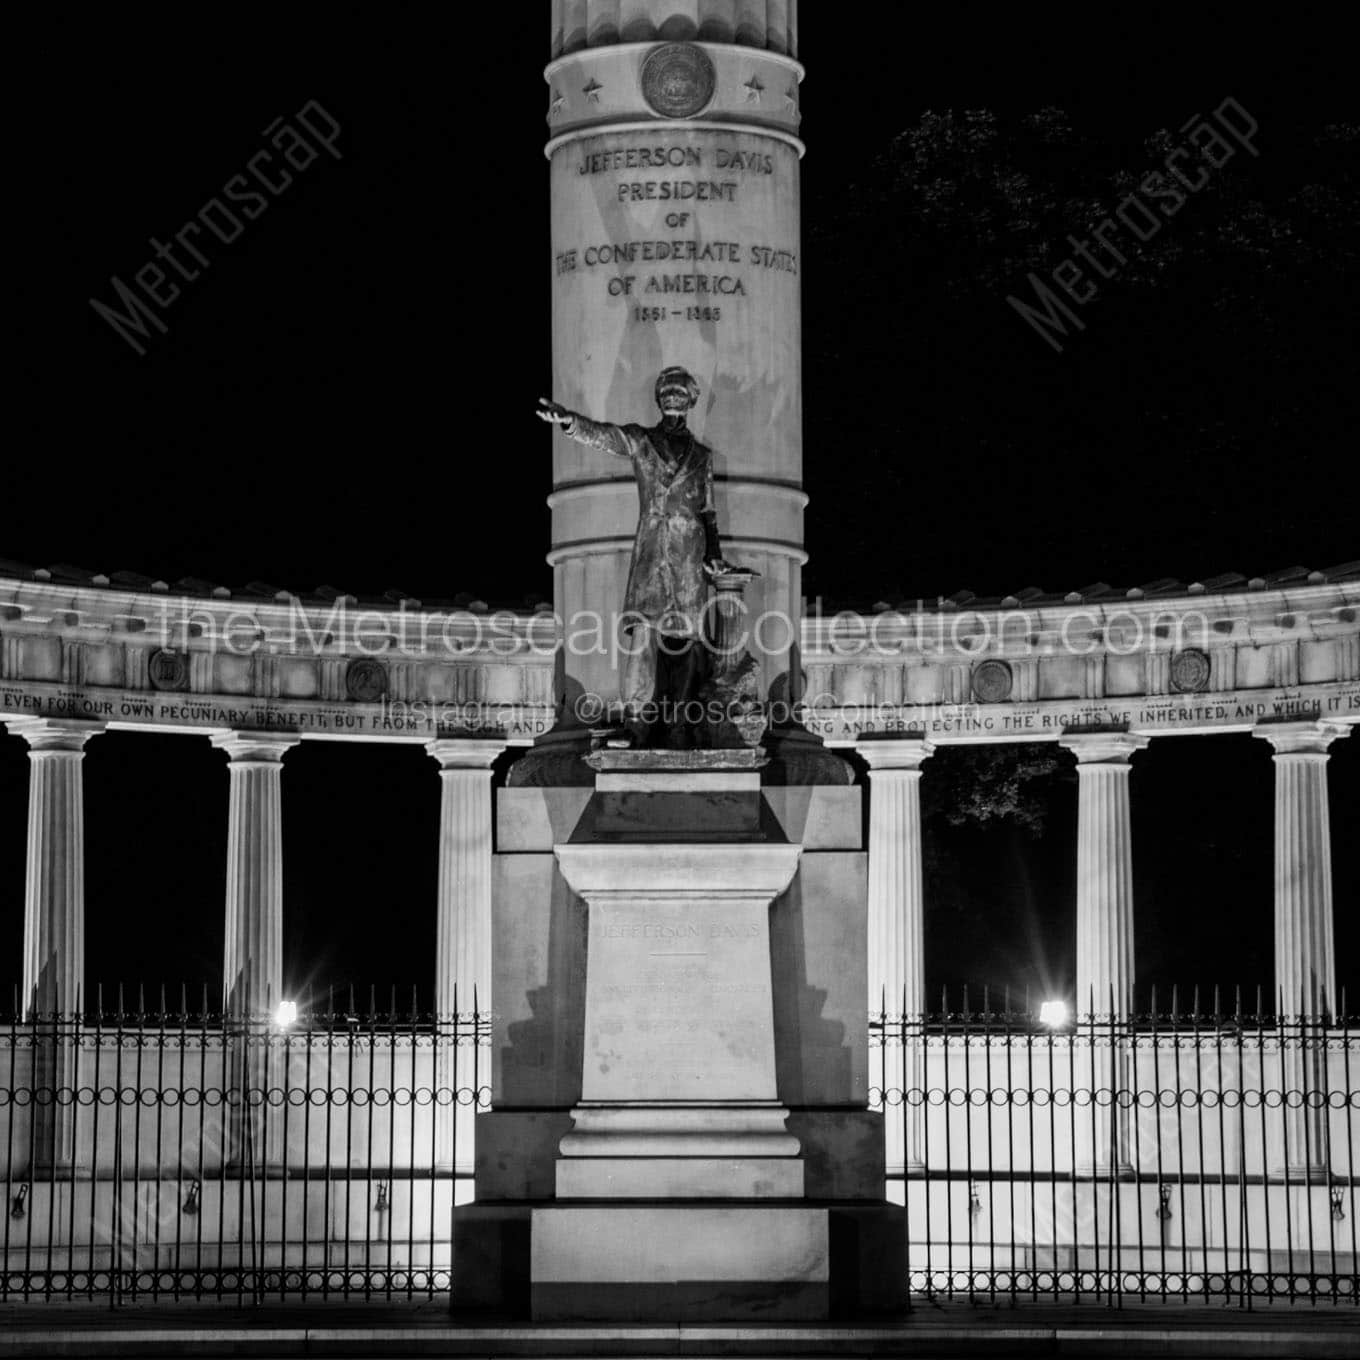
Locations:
147;649;189;691
640;43;717;119
1169;647;1211;693
345;658;388;703
971;659;1014;704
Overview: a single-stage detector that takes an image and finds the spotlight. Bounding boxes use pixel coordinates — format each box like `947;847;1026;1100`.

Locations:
1038;999;1069;1029
274;999;298;1028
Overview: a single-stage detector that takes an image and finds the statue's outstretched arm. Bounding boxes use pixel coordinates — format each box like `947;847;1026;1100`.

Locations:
536;398;632;459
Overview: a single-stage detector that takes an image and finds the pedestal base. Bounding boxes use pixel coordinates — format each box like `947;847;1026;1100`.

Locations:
452;1201;908;1321
556;1103;803;1197
557;1157;804;1198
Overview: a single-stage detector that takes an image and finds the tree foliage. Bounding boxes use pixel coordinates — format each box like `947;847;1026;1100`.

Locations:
921;744;1066;837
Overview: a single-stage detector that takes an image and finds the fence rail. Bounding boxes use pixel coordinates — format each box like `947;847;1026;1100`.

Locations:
2;996;1356;1309
2;991;487;1305
871;1001;1358;1307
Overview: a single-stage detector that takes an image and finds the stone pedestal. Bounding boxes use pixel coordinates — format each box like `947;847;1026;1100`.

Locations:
553;763;803;1200
455;751;907;1321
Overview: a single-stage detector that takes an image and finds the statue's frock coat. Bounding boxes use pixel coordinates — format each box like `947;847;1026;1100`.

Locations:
565;415;717;634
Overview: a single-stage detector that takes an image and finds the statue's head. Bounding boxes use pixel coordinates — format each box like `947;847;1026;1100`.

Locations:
655;366;700;415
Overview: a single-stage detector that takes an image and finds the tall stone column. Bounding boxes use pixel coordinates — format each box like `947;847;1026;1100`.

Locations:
1060;732;1148;1020
7;719;104;1018
7;717;103;1168
427;738;504;1174
1256;719;1348;1178
545;7;807;716
857;737;933;1176
1060;730;1148;1175
1257;720;1347;1018
211;731;297;1169
212;732;297;1020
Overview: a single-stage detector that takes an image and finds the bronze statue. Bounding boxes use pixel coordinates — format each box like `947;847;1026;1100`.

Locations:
537;367;737;745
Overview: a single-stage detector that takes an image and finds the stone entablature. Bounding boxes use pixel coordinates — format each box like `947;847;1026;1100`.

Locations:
802;579;1360;743
0;573;1356;744
0;577;558;743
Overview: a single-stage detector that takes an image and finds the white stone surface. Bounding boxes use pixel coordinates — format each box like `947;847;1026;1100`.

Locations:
857;737;933;1176
530;1205;828;1283
551;782;802;1197
1257;719;1349;1177
8;718;102;1168
1059;731;1147;1175
427;737;504;1172
8;719;103;1018
584;894;781;1104
211;731;297;1019
1257;719;1348;1017
595;769;759;793
1059;732;1148;1018
210;730;297;1167
556;1155;803;1199
547;52;808;704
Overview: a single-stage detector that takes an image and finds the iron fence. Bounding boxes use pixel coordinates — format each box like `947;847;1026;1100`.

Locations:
871;991;1358;1307
1;987;487;1304
3;989;1356;1310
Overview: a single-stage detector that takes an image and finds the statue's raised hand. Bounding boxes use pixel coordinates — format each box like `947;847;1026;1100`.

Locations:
536;397;574;426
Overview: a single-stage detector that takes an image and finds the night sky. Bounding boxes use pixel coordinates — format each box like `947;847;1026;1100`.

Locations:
3;12;1355;1012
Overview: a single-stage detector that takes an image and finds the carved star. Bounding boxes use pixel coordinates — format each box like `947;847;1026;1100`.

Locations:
784;84;799;115
743;75;764;104
548;89;565;120
582;78;603;103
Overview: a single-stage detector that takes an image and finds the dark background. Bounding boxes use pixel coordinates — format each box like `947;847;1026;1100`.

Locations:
3;10;1355;1010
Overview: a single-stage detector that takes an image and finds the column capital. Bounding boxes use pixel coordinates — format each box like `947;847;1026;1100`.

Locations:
210;730;299;764
426;737;505;770
1255;718;1350;756
855;736;935;772
1059;729;1150;764
5;718;105;753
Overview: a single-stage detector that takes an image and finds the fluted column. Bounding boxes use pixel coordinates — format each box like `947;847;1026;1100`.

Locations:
546;10;807;709
7;719;104;1018
211;731;296;1169
1060;730;1148;1176
857;737;933;1176
427;738;504;1174
211;732;298;1020
8;718;103;1169
1060;732;1148;1020
1257;719;1349;1178
1257;721;1347;1018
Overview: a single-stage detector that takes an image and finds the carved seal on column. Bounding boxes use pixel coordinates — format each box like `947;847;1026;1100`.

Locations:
641;43;717;119
147;649;189;691
1169;647;1211;693
345;658;388;702
971;659;1014;704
